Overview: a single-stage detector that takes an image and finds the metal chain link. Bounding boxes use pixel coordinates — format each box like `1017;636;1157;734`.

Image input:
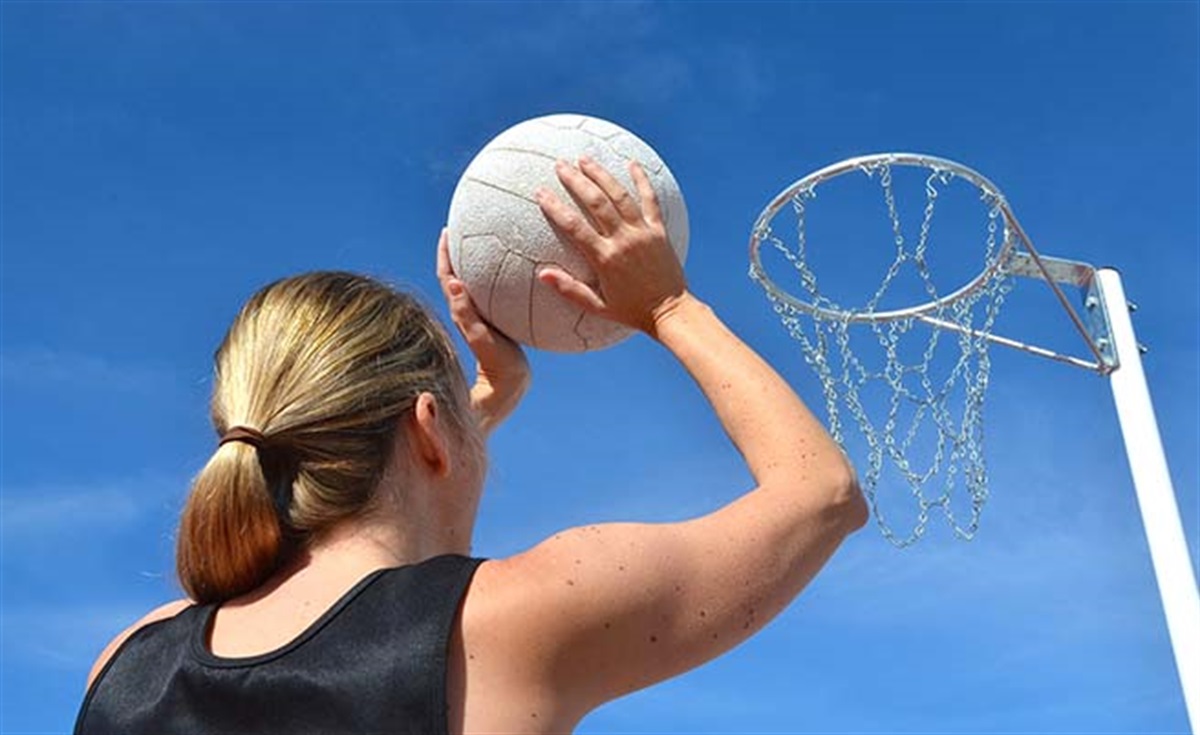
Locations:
750;164;1012;547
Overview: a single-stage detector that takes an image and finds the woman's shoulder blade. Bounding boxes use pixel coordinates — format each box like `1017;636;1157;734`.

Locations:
85;599;193;691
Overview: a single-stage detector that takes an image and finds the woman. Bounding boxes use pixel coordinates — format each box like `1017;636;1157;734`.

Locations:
75;158;867;733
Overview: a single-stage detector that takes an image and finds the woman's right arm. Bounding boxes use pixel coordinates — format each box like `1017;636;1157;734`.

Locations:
460;158;867;728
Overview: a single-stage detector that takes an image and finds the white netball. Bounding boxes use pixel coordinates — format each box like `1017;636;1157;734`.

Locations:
446;114;689;353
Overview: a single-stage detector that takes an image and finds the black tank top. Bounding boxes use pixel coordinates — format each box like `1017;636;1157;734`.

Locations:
74;554;485;735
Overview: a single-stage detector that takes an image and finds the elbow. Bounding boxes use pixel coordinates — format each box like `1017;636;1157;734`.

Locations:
759;454;869;534
823;462;869;533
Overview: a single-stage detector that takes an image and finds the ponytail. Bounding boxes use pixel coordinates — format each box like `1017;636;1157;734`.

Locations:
177;441;286;604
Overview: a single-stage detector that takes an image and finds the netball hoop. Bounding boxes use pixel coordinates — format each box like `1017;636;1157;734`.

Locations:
748;152;1198;729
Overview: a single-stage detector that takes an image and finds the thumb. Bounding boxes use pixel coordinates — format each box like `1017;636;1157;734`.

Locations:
537;266;607;315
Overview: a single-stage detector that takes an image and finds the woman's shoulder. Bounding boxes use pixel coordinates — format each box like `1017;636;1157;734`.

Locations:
85;598;194;691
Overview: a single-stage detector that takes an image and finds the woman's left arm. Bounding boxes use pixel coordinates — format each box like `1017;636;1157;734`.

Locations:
436;229;531;435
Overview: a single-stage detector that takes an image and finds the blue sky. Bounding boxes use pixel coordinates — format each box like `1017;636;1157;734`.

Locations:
1;2;1197;732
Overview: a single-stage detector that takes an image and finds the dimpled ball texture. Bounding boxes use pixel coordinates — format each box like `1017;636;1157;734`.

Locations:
447;114;690;353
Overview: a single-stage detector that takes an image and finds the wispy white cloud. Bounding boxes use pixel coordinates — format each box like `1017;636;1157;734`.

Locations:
812;515;1158;623
3;603;152;670
1;473;181;538
0;347;188;396
486;2;662;57
1;487;142;534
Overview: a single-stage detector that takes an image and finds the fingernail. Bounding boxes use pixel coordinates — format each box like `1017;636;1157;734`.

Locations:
555;159;569;170
448;281;464;297
579;155;593;166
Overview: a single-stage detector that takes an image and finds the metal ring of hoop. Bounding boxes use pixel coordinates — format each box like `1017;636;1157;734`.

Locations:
748;152;1020;324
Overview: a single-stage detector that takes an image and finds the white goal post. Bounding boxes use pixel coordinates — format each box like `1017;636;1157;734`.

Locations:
1097;268;1200;730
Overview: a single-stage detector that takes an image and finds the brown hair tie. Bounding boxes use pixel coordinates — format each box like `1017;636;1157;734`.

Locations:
219;425;267;450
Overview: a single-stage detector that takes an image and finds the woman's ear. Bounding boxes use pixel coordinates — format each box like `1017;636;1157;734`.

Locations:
411;392;452;479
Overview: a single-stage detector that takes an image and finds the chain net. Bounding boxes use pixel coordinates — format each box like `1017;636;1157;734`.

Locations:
750;161;1015;547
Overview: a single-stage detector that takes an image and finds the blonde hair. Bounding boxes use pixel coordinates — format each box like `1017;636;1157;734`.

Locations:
177;272;484;604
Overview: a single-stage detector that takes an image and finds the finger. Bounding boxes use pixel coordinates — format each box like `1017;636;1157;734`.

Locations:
578;155;644;224
554;159;624;236
446;275;510;352
446;277;480;330
536;187;611;263
446;272;525;357
437;227;456;291
629;161;663;226
536;265;608;315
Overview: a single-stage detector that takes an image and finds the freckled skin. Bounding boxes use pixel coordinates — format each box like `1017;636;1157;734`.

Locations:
438;161;865;735
89;160;867;735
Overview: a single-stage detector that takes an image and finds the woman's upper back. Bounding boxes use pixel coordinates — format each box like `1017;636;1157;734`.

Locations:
75;555;485;735
80;478;865;734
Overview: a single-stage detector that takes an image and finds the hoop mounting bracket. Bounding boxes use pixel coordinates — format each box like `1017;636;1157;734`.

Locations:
1003;251;1118;373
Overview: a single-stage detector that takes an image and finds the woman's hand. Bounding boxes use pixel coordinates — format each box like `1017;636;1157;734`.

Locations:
534;157;689;339
437;228;531;435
